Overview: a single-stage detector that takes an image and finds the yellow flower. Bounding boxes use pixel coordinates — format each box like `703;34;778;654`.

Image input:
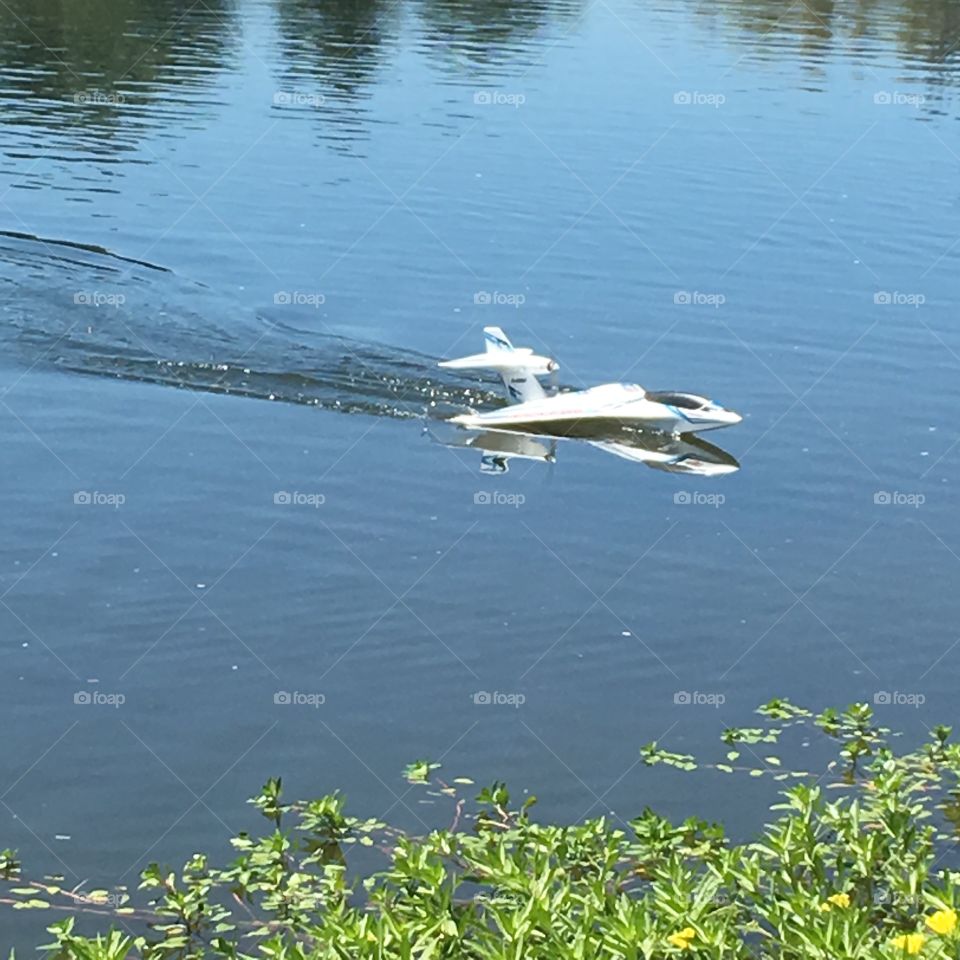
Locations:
666;927;696;950
819;892;851;911
890;932;925;955
925;909;957;936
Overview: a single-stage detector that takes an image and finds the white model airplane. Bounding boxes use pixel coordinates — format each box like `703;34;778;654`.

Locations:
438;327;742;435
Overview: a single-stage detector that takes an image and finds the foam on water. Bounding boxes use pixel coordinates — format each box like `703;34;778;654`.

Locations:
0;230;506;419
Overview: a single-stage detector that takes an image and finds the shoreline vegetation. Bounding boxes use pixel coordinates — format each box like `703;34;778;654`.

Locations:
6;701;960;958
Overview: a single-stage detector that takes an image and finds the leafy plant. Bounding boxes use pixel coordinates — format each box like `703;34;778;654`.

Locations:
6;702;960;958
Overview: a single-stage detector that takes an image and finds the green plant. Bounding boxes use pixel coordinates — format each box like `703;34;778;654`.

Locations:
6;701;960;958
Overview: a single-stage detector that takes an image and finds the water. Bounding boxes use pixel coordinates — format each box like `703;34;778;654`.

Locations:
1;0;959;944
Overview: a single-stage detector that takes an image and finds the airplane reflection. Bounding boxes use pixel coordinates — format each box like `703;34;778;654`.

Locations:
427;419;740;477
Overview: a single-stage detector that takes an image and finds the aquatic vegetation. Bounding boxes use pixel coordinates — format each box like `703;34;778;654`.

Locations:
8;701;960;958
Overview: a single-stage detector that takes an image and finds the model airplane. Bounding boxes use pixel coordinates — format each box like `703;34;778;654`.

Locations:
438;327;742;436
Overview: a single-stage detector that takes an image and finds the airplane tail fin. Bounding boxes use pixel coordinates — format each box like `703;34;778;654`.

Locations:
438;328;556;404
483;326;514;354
499;361;547;403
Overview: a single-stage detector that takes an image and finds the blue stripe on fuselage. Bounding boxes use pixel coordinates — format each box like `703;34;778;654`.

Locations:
667;404;713;424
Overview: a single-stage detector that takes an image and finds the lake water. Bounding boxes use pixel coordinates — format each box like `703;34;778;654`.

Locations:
1;0;959;945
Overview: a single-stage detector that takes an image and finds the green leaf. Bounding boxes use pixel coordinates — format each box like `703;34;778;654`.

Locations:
403;760;439;783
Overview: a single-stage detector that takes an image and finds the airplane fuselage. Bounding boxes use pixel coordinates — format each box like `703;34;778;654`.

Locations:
450;383;742;436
